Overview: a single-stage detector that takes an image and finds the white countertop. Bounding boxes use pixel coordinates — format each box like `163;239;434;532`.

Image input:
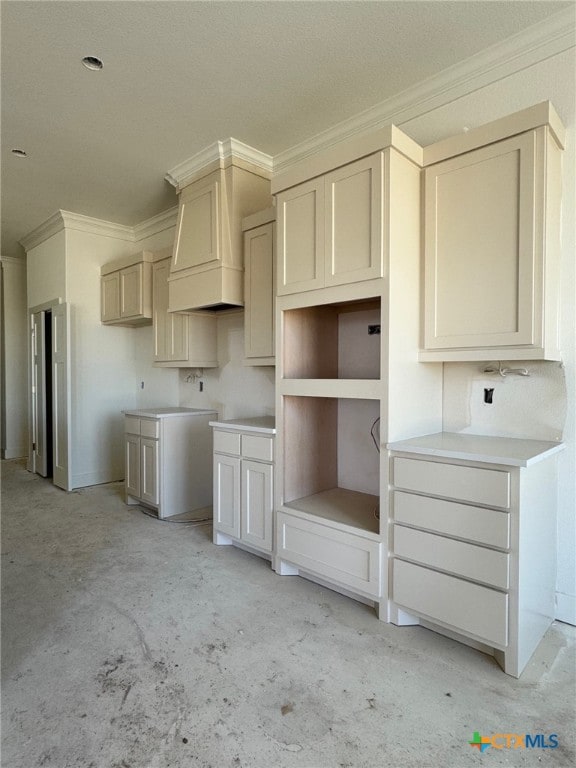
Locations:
124;407;218;419
387;432;564;467
209;416;276;434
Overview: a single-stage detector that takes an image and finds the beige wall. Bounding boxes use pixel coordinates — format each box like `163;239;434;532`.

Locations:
1;258;28;458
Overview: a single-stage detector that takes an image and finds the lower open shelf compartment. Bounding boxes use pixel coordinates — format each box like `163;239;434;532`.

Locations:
284;487;379;535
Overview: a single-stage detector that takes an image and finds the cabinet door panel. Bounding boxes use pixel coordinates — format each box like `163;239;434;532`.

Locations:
172;175;220;271
153;261;169;361
424;131;537;350
213;454;241;538
140;438;159;506
120;264;143;318
125;434;141;499
244;223;275;359
101;272;120;322
325;154;383;286
241;460;273;552
277;179;324;295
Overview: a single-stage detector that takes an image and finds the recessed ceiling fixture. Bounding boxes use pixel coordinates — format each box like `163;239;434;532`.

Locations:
82;56;103;71
11;149;27;157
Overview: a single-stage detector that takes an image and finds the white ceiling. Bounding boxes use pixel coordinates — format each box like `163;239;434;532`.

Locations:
1;0;572;257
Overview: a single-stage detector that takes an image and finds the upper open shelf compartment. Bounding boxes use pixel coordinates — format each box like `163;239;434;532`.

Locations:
282;298;381;380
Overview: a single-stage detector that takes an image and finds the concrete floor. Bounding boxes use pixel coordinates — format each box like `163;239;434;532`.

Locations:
2;458;575;768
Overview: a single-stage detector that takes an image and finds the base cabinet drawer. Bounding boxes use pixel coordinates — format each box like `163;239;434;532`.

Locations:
393;491;510;549
213;430;241;455
277;510;381;597
392;559;508;647
394;526;509;589
393;457;510;508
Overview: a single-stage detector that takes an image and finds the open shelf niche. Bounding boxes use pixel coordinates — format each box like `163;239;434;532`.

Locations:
282;298;381;379
282;395;381;534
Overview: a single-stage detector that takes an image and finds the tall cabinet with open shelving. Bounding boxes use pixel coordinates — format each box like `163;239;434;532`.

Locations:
272;128;444;616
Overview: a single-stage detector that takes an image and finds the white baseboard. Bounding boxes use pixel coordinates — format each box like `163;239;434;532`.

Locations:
555;591;576;626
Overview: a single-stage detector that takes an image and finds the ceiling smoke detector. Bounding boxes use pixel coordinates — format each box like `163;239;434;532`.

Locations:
82;56;103;71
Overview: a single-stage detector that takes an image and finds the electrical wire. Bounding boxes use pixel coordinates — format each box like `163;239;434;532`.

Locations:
370;416;381;453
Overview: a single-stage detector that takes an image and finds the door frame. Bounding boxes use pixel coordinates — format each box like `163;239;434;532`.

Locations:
28;298;72;489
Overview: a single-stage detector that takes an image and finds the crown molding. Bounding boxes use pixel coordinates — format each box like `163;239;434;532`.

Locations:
20;206;180;253
273;8;576;174
133;206;179;241
59;211;135;240
165;138;273;189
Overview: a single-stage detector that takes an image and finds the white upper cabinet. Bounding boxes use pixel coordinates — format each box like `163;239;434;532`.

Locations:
100;251;153;326
421;102;565;362
242;208;276;365
276;154;383;295
152;255;218;368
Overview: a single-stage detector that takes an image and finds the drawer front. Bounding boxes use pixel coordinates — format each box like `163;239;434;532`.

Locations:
213;430;241;455
242;434;274;462
140;419;160;439
276;510;381;597
125;416;141;435
392;559;508;647
393;457;510;509
394;525;509;589
393;491;510;549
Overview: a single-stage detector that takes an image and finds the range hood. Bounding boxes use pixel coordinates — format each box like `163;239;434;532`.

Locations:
166;139;272;312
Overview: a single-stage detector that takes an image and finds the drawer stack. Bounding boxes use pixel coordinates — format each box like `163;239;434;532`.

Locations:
390;457;511;648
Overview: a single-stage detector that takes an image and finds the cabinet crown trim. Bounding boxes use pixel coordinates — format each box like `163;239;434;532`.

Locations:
423;101;565;166
165;137;273;191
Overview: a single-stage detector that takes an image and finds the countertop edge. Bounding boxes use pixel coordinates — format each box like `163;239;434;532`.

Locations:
209;419;276;435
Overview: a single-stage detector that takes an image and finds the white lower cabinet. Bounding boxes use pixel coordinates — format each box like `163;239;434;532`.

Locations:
387;434;563;677
211;419;275;556
124;408;217;519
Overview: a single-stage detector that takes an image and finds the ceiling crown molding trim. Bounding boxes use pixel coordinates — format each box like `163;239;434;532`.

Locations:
59;211;135;240
19;211;67;252
0;255;26;265
273;8;576;174
134;206;179;242
165;138;273;189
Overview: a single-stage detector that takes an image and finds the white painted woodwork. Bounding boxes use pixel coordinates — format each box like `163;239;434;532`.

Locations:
393;491;510;549
422;118;564;361
276;509;381;597
123;409;216;519
101;273;120;322
212;423;275;556
242;460;273;551
31;311;47;477
277;178;324;295
213;430;241;455
169;163;271;311
275;130;443;613
388;437;560;676
392;559;509;647
277;154;384;295
213;454;241;538
325;154;383;287
100;251;153;326
242;434;274;462
393;525;510;589
243;220;275;364
152;258;218;368
393;457;510;508
51;303;71;490
125;432;141;498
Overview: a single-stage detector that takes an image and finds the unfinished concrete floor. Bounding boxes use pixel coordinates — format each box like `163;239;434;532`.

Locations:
2;458;575;768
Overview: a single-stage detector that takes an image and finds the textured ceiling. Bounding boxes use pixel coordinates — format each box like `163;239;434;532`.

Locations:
1;0;572;256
